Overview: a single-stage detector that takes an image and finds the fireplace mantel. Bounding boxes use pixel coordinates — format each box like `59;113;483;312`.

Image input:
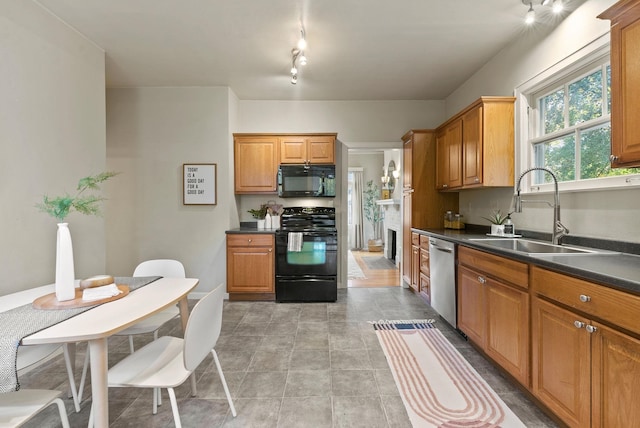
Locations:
376;199;400;206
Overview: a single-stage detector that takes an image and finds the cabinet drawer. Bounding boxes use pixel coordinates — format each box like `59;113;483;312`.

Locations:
459;246;528;289
227;234;274;247
532;266;640;336
420;249;430;276
419;234;430;250
411;232;420;246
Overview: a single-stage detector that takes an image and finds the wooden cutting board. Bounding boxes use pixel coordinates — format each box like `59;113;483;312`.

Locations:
32;285;129;310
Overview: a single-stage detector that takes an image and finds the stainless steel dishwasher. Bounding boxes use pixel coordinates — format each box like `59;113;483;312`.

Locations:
428;237;457;328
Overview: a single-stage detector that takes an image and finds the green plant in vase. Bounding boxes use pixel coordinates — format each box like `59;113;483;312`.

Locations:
482;209;509;236
363;180;383;251
37;171;119;301
37;171;119;221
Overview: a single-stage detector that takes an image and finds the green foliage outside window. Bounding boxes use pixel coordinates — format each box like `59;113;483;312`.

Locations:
534;63;640;184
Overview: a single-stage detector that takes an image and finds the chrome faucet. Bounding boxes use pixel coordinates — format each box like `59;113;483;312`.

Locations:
514;167;569;245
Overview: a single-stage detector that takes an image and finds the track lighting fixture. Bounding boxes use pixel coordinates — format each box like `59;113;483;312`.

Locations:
525;3;535;24
522;0;565;25
289;26;308;85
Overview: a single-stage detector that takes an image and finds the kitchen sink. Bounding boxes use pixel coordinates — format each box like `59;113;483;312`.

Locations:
469;238;602;256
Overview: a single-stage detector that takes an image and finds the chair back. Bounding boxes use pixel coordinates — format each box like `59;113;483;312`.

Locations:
133;259;186;278
183;283;225;371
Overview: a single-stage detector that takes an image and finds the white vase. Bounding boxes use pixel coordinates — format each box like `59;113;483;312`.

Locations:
55;222;76;301
491;224;505;236
257;219;266;230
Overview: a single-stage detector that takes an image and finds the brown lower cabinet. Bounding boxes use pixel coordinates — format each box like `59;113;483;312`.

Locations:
454;245;640;427
457;246;530;386
419;235;430;304
226;234;275;300
532;266;640;428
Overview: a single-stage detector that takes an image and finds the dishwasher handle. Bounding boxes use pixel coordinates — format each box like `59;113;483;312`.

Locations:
429;240;453;253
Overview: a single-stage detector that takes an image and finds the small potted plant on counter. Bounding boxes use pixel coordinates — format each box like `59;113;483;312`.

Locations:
482;210;508;236
248;205;268;229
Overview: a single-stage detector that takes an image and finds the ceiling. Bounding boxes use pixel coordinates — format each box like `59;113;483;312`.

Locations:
35;0;580;101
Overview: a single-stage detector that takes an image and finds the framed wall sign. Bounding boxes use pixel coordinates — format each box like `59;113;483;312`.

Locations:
183;163;217;205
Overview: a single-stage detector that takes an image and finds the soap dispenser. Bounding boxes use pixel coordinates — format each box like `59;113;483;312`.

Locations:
503;214;514;235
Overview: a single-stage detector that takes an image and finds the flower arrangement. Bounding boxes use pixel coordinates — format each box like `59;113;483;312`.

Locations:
36;172;119;221
481;210;509;225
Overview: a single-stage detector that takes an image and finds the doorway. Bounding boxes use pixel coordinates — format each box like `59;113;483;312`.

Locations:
347;148;401;288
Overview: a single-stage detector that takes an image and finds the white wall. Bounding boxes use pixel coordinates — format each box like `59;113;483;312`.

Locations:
238;100;446;142
0;1;106;294
105;87;234;294
449;0;640;243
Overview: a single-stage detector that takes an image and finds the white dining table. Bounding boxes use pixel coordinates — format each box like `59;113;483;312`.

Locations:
1;277;199;428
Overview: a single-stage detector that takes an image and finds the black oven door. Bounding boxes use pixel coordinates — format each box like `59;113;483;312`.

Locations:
275;231;338;277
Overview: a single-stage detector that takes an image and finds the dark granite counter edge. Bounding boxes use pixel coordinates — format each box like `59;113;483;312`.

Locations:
413;227;640;296
226;228;278;234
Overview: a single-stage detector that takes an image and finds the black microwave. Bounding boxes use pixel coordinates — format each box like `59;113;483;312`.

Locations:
277;164;336;198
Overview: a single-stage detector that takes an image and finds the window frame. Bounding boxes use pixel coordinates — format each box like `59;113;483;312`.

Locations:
514;34;640;195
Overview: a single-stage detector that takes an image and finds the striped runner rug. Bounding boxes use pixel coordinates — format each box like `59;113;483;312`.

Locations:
372;320;526;427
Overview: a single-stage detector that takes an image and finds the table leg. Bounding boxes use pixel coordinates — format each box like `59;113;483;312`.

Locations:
178;297;190;333
88;338;109;428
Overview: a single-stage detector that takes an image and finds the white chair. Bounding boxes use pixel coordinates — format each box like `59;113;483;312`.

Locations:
17;344;82;413
0;389;70;427
116;259;186;354
89;283;236;428
76;260;186;407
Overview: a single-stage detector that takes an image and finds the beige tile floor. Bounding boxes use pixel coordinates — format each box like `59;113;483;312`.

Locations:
19;287;558;427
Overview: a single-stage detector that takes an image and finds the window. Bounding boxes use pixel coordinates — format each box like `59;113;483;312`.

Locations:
517;38;640;192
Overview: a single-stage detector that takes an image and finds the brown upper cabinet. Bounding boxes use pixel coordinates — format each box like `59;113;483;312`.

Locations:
234;135;279;194
436;97;515;191
599;0;640;168
280;134;336;164
233;133;337;194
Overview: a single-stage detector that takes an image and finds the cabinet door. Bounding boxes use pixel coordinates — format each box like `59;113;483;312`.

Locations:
485;277;529;386
443;119;463;189
457;265;485;345
280;136;308;164
402;191;412;285
592;322;640;428
532;297;590;428
234;137;279;193
601;1;640;167
435;129;447;189
462;105;483;186
227;246;274;293
419;273;430;304
403;135;413;189
307;135;335;164
410;244;420;293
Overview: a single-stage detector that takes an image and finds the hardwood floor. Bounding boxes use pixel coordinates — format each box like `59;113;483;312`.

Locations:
348;250;401;288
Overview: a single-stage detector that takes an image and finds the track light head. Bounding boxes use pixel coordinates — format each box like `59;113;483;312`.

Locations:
525;3;535;24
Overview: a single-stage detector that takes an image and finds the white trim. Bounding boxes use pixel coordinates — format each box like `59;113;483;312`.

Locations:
512;33;639;195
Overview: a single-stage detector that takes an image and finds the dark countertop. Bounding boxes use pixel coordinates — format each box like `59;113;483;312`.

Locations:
226;227;278;234
414;228;640;296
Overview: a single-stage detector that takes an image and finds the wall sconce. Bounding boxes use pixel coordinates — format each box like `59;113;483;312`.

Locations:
290;27;308;84
522;0;565;25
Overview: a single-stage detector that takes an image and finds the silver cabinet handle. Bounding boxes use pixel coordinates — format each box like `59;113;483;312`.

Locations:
574;321;585;329
474;177;480;182
442;184;448;188
477;276;486;284
586;325;598;333
610;154;619;163
248;239;252;243
579;294;591;303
